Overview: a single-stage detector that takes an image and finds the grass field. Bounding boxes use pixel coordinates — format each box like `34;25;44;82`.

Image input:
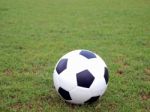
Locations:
0;0;150;111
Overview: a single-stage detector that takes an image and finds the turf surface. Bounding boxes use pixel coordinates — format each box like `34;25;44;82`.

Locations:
0;0;150;111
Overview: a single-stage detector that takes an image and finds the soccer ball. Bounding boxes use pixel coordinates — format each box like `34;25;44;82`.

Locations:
53;50;109;104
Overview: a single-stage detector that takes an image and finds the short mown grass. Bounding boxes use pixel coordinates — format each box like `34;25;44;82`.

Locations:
0;0;150;111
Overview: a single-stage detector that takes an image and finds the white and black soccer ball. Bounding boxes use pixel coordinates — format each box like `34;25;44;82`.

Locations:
53;50;109;104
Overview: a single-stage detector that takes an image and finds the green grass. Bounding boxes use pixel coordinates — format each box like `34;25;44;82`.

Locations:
0;0;150;111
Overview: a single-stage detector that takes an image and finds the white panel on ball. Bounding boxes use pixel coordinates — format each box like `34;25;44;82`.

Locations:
87;59;105;79
67;51;88;74
69;87;92;104
58;70;77;91
89;78;107;96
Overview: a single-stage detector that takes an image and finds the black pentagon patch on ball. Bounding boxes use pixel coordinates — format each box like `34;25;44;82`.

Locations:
80;50;96;59
104;67;109;84
56;58;68;74
76;70;95;88
58;87;72;100
85;96;100;104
